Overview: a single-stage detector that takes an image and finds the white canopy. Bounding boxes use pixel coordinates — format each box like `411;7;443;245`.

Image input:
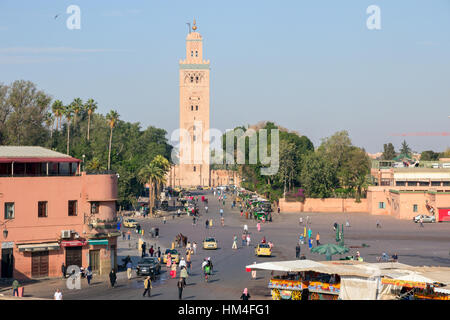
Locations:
246;260;325;272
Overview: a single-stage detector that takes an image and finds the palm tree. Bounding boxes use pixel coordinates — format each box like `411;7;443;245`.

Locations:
44;112;54;139
64;104;74;155
106;110;119;170
71;98;83;123
151;155;171;203
85;98;97;141
51;100;64;129
138;163;164;216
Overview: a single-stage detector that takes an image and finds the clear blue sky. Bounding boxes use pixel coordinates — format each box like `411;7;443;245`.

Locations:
1;0;449;153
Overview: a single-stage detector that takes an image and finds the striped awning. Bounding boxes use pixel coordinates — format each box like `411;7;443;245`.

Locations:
17;242;60;252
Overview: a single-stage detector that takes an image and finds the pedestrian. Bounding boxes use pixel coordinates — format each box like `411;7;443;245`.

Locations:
163;216;166;224
192;216;196;226
179;257;187;270
171;262;177;279
209;219;213;228
177;277;185;300
308;228;312;239
242;234;246;246
193;242;197;255
232;235;238;250
122;231;125;240
186;254;192;274
141;242;146;258
180;267;188;285
109;269;117;288
143;276;152;297
126;260;133;279
299;217;303;225
127;230;131;240
149;245;154;257
308;238;312;250
251;262;257;280
221;217;225;227
419;217;424;228
54;288;63;300
219;208;224;217
299;234;304;244
244;224;248;233
346;220;350;227
177;209;181;217
296;244;300;258
61;263;67;279
157;247;161;259
205;219;209;229
376;220;381;228
240;288;251;300
316;233;320;246
86;266;93;285
246;234;251;246
12;279;20;297
166;254;172;268
257;222;261;232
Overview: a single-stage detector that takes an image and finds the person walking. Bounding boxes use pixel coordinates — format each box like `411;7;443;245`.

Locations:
316;233;320;246
257;222;261;232
242;234;246;246
308;228;312;239
126;260;133;280
163;216;166;224
122;231;126;240
177;277;186;300
193;242;197;255
221;217;225;227
61;263;67;279
376;220;381;228
232;235;238;250
205;205;208;213
209;219;213;228
219;208;224;217
186;254;192;275
170;261;177;279
296;244;301;259
149;245;154;257
419;217;424;228
166;254;172;268
246;234;251;246
109;269;117;288
143;276;152;297
308;238;312;250
54;288;63;300
244;224;248;233
157;247;161;260
240;288;251;300
179;257;187;270
205;219;209;229
141;242;146;258
12;279;20;297
127;230;131;240
86;266;93;285
180;267;188;285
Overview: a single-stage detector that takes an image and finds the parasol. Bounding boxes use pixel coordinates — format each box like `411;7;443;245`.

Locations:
311;243;349;261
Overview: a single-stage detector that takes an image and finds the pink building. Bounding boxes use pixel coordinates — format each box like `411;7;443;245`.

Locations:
0;146;119;280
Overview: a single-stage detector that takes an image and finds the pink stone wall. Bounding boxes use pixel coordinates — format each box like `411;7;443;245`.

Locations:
279;198;368;213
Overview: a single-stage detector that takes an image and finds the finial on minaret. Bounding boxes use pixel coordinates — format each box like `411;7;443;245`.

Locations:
192;19;197;31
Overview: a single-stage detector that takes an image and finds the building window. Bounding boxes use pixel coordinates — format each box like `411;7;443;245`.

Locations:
413;204;418;212
91;202;100;214
193;135;196;141
4;202;14;219
191;105;193;111
395;181;406;186
38;201;48;218
195;51;198;57
191;51;193;57
193;166;196;172
195;105;198;111
68;200;77;216
195;76;199;82
419;181;429;186
431;181;441;186
190;76;194;83
379;202;386;209
443;181;450;186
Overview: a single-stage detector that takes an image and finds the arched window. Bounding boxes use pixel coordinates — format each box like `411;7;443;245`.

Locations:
195;51;198;57
190;76;194;83
191;51;193;57
193;166;196;172
196;105;198;111
195;76;199;83
191;105;193;111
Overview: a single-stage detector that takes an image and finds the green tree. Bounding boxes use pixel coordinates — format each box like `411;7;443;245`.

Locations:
64;104;74;154
71;97;83;123
317;130;352;168
399;140;411;157
300;152;337;198
338;146;371;201
51;99;64;130
106;110;119;170
382;143;396;160
138;162;164;216
421;150;440;161
85;98;97;141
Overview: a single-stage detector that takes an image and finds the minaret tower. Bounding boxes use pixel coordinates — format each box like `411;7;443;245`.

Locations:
178;19;210;187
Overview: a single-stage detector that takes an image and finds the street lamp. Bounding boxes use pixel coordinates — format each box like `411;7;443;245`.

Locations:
3;228;8;239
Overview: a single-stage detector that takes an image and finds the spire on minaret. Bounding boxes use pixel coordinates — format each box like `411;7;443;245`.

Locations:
192;19;197;31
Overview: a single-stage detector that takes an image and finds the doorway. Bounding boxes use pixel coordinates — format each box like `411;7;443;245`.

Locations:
65;247;82;268
1;248;14;278
31;251;49;278
89;250;100;273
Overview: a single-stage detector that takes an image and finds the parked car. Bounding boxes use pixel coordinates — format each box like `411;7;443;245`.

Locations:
413;214;436;223
136;257;161;277
202;237;218;250
255;243;272;257
123;218;138;228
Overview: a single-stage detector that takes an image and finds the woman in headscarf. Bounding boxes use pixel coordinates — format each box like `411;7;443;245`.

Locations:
171;261;177;279
109;269;117;288
240;288;251;300
166;253;172;268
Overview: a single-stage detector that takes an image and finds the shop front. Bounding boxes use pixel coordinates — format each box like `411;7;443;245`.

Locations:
61;240;87;268
17;242;60;278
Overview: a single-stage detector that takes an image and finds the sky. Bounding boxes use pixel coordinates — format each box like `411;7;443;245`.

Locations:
0;0;449;153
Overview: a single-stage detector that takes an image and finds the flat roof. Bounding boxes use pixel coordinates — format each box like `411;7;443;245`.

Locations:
0;146;80;162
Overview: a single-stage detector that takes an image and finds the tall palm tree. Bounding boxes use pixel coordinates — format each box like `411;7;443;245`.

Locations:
106;110;119;170
51;100;64;129
85;98;97;141
138;163;164;216
44;112;54;139
71;97;83;123
64;104;74;155
151;155;171;202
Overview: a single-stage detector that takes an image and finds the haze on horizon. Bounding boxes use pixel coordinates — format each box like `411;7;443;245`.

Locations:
0;0;449;153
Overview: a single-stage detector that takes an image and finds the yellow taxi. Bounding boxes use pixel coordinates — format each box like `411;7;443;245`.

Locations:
162;249;180;264
255;243;272;257
123;218;138;228
202;237;218;250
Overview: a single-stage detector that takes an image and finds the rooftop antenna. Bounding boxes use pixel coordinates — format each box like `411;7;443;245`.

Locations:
186;22;191;33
